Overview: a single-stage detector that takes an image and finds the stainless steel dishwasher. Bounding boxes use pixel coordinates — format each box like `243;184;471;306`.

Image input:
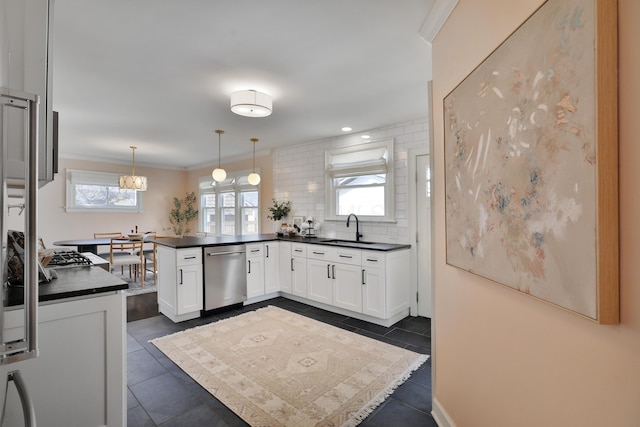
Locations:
203;245;247;311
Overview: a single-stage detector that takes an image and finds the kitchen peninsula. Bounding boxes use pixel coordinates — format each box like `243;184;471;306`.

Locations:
154;234;411;327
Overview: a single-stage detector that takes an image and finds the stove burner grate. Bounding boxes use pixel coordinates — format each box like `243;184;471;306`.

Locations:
47;250;93;268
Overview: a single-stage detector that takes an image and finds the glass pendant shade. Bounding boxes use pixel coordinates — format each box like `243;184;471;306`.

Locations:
248;172;261;185
212;129;227;182
212;168;227;182
119;146;148;191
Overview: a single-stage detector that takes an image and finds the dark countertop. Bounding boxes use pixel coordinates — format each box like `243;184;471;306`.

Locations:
153;233;411;252
5;266;128;308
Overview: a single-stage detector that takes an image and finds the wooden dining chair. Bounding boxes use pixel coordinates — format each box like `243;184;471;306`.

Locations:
109;237;145;287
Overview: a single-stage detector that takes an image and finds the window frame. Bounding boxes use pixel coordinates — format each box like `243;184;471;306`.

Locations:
199;169;261;235
65;169;145;213
325;139;395;222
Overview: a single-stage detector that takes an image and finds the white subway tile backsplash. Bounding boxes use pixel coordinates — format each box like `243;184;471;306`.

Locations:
273;119;429;244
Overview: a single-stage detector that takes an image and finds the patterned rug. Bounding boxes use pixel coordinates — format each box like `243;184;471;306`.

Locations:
151;306;428;427
113;270;157;296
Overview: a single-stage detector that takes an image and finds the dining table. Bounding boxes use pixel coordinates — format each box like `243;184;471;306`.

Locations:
53;235;153;254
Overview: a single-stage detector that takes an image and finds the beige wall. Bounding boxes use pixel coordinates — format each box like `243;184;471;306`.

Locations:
432;1;640;426
38;157;187;245
39;154;273;245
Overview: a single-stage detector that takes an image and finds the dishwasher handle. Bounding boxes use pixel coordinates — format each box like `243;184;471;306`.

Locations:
206;250;245;256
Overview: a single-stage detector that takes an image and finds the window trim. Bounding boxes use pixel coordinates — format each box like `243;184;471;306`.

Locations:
199;169;261;235
65;169;144;213
325;139;395;222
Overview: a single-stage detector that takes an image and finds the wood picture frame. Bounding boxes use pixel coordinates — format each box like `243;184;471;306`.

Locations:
443;0;618;323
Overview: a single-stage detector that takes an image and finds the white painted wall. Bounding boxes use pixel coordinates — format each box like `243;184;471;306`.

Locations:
272;119;429;243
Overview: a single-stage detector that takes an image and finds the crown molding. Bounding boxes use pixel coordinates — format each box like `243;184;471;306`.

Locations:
419;0;459;45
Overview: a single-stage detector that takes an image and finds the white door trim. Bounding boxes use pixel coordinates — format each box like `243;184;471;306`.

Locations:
408;147;429;316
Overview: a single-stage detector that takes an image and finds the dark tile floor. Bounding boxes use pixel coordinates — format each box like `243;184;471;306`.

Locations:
126;295;435;426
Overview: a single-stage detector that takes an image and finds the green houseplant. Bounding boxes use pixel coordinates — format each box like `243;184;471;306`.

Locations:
267;200;291;232
169;192;198;237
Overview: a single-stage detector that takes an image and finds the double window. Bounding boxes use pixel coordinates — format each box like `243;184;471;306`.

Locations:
199;171;260;235
325;139;394;221
65;169;144;213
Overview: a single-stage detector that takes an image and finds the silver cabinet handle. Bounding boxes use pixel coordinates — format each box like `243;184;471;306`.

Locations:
327;264;331;278
294;248;303;253
332;264;336;280
291;258;294;271
179;268;183;284
313;251;325;255
362;269;366;285
366;258;378;262
251;249;260;253
266;245;269;258
248;260;251;274
339;254;352;259
183;255;196;260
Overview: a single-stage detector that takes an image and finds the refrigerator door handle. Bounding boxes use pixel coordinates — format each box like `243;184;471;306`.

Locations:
4;370;37;427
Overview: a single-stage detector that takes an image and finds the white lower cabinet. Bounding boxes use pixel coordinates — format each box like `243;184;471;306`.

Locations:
278;242;293;293
246;243;265;299
2;292;126;426
283;244;410;325
157;246;203;322
264;242;280;294
291;244;308;297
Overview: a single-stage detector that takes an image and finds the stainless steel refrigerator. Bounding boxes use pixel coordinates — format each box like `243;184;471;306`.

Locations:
1;0;43;424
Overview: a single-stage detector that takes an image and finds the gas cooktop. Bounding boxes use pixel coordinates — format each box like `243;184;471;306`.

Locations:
46;250;93;268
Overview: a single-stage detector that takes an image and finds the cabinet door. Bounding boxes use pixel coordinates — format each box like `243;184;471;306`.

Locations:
177;264;202;315
5;0;55;186
157;246;177;313
264;242;280;294
362;267;385;318
332;262;363;313
278;242;292;293
307;258;333;305
291;256;307;297
246;255;265;299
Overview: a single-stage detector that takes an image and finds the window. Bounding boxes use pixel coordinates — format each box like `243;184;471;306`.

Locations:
66;169;144;213
199;170;260;235
325;139;394;221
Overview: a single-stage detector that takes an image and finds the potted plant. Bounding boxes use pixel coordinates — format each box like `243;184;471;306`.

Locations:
267;199;291;233
169;192;198;237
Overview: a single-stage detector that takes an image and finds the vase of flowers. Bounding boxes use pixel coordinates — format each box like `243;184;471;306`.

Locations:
267;199;291;234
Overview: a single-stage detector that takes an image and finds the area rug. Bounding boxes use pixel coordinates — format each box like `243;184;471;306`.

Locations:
113;271;157;296
151;306;428;427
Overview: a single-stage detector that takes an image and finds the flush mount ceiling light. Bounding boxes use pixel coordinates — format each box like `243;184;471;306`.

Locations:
212;129;227;182
247;138;261;186
119;146;147;191
341;126;352;132
230;90;272;117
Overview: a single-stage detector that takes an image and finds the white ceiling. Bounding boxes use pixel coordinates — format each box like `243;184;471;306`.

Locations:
53;0;436;169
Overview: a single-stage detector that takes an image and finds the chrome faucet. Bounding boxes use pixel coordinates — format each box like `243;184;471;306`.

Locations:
346;213;362;242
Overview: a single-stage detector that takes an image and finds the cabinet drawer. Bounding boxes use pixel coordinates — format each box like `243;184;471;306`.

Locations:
246;243;263;257
362;251;386;269
176;248;202;266
306;245;331;260
291;243;307;257
333;247;361;266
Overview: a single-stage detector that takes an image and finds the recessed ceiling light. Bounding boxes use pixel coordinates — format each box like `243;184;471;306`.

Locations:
341;127;352;132
361;135;370;139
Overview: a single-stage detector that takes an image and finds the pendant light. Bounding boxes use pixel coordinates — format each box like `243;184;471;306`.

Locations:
212;129;227;182
247;138;261;185
118;146;147;191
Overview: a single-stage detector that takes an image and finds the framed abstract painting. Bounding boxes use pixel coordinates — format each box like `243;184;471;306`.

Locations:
443;0;618;323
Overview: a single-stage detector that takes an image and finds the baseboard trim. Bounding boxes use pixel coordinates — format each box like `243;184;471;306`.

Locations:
432;397;456;427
